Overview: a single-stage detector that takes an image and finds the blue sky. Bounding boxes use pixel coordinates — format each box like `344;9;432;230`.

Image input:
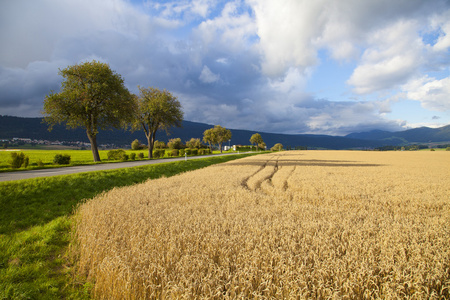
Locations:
1;0;449;135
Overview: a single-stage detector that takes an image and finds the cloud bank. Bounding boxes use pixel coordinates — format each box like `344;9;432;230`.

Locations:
1;0;449;135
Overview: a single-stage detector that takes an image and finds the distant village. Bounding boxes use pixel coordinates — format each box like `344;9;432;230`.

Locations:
1;137;119;150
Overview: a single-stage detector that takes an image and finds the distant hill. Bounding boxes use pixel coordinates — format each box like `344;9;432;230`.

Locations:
346;125;450;143
0;115;420;149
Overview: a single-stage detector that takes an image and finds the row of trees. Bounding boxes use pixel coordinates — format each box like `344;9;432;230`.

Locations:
43;61;184;161
43;60;280;162
133;129;276;154
132;138;205;151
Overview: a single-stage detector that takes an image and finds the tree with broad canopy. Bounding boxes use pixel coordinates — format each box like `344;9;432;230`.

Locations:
43;60;135;162
203;125;232;153
250;133;265;150
133;86;183;159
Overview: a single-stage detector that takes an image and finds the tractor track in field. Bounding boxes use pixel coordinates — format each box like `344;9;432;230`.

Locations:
240;154;299;195
241;155;281;192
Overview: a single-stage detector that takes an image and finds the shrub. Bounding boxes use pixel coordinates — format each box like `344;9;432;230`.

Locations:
23;156;29;168
236;146;252;152
271;143;283;151
168;138;183;150
168;149;179;157
154;140;166;149
153;149;165;159
10;152;29;169
191;149;198;156
179;149;185;157
186;138;202;149
130;153;136;160
184;149;191;156
131;139;143;150
107;149;128;161
37;159;45;167
138;153;144;159
446;147;450;151
198;149;211;155
53;154;71;165
430;148;435;151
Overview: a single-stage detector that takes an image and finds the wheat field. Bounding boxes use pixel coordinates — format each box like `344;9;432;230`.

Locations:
73;151;450;299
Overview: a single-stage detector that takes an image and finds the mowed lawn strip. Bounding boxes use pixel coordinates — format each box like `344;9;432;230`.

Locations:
0;149;236;172
0;153;259;299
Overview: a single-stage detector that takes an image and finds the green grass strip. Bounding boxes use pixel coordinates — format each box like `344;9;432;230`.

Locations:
0;153;259;299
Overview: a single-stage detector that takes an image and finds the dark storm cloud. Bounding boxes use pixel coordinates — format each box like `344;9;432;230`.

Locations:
0;61;64;116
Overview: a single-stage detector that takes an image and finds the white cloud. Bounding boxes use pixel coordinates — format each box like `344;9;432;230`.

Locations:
248;0;450;108
199;65;220;83
249;0;324;77
403;122;447;129
268;68;306;94
347;20;424;94
216;58;229;64
304;100;404;135
194;0;256;51
247;0;442;77
430;10;450;52
403;76;450;111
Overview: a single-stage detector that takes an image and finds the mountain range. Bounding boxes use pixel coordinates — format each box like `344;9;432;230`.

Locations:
346;125;450;144
1;115;449;149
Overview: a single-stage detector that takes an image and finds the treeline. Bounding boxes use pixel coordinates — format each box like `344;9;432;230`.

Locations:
375;144;450;151
131;138;212;158
131;130;281;156
285;145;308;150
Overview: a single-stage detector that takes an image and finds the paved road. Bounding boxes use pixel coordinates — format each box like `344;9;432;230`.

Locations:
0;153;247;182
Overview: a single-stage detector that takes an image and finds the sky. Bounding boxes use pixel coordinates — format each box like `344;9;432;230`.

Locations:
1;0;449;136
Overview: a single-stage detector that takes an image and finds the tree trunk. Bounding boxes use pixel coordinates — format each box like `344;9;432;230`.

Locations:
147;136;152;159
147;130;157;159
147;135;153;159
87;131;101;162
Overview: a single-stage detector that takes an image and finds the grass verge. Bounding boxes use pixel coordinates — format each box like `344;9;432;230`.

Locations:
0;153;258;299
0;149;244;172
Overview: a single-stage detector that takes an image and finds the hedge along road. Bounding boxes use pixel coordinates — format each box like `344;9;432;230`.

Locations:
0;153;250;182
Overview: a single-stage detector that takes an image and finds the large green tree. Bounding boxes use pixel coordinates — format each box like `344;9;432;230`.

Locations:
203;128;216;153
215;125;232;153
43;60;135;162
133;86;183;159
250;133;265;150
203;125;232;153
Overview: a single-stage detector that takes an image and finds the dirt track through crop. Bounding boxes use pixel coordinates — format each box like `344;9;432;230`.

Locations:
73;151;450;299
